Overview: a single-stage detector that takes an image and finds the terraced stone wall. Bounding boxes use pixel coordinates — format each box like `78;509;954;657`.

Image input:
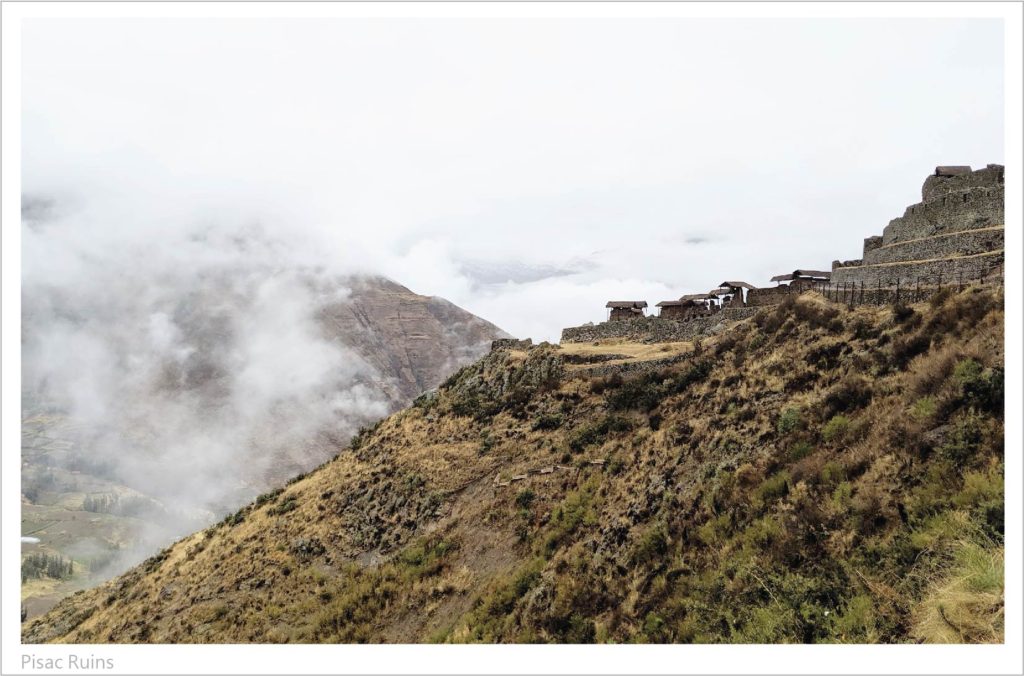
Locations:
560;308;757;344
831;250;1003;288
881;186;1003;245
863;226;1004;265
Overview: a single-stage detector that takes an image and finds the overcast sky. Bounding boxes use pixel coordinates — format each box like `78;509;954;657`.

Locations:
22;18;1004;341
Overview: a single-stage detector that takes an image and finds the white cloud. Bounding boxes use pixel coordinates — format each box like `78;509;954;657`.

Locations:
22;17;1003;342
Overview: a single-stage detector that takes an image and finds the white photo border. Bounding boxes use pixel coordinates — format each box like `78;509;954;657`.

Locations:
2;2;1021;675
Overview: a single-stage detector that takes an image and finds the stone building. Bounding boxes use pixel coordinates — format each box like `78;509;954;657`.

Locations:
655;300;687;319
606;300;648;321
717;281;755;306
831;164;1004;288
683;293;718;313
770;270;831;289
656;298;710;319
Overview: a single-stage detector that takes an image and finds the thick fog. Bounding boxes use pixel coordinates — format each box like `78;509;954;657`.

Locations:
22;18;1004;343
22;197;391;519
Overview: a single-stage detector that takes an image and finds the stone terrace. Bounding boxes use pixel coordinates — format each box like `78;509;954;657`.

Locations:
832;164;1004;287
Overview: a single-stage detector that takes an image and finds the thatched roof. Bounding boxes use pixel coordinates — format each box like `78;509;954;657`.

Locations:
793;269;831;280
772;270;830;283
679;293;711;301
655;300;686;307
708;288;735;297
935;165;971;177
719;281;755;290
605;301;648;309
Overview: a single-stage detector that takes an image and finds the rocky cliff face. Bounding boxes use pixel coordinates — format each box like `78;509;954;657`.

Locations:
318;276;510;404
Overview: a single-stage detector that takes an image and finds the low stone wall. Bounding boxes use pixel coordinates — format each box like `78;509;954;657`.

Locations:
745;285;820;307
863;226;1004;266
823;277;1002;306
880;186;1003;245
830;249;1004;288
560;307;757;344
573;353;690;379
832;258;864;271
922;164;1004;202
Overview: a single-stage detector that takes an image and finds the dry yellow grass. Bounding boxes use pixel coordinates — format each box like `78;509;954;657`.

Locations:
558;340;692;359
912;540;1004;643
23;288;1004;645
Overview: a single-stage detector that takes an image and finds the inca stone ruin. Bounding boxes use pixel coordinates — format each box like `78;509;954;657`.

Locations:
559;164;1004;345
830;164;1004;288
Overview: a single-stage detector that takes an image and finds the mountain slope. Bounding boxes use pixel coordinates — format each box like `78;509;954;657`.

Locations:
24;287;1004;644
20;268;508;618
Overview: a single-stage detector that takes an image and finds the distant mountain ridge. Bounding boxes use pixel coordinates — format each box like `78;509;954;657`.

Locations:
21;259;509;618
318;276;510;403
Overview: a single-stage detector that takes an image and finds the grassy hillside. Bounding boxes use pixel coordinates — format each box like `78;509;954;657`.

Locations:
24;288;1004;644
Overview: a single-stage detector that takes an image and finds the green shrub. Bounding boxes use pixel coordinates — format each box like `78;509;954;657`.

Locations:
788;441;814;462
606;371;669;412
256;488;284;507
733;604;801;643
832;595;878;642
642;613;669;642
632;523;669;565
397;536;457;578
742;514;784;548
821;461;846;486
939;412;986;465
954;465;1004;537
669;359;713;395
542;489;596;556
953;358;984;388
697;513;733;547
777;408;802;436
754;471;790;506
568;415;633;452
224;509;246;526
532;414;563;431
515;489;536;509
269;496;298;516
954;360;1003;415
831;481;853;510
349;420;383;450
822;415;851;444
911;396;937;421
